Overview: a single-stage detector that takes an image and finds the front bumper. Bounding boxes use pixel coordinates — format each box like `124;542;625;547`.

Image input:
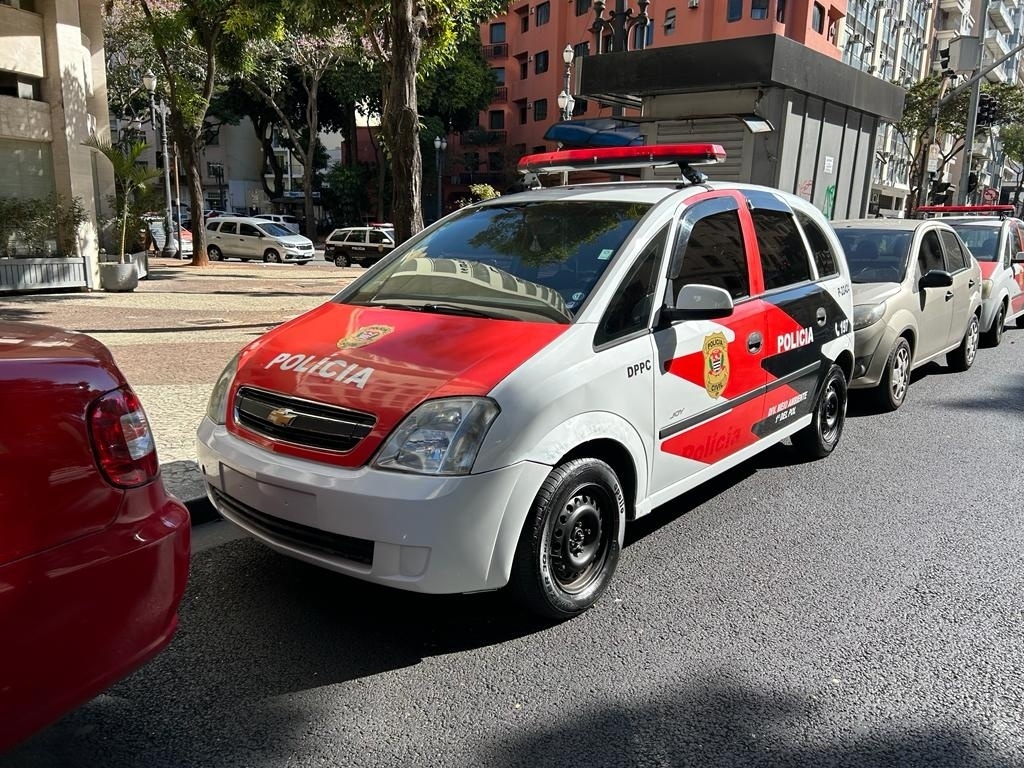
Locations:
282;249;313;262
196;418;552;594
849;321;898;389
980;294;1002;332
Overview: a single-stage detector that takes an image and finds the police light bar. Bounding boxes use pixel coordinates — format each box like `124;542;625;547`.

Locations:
916;205;1015;215
517;144;727;177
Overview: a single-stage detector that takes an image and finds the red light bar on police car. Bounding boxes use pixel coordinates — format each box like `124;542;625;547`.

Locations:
517;143;727;174
916;205;1015;214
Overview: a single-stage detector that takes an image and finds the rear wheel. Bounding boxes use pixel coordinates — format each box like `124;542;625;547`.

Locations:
207;245;222;261
948;313;980;372
871;337;912;412
792;364;847;459
264;249;281;264
982;302;1006;348
509;458;624;620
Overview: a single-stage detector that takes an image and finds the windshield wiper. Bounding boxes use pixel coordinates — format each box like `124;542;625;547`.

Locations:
369;301;423;312
421;303;522;321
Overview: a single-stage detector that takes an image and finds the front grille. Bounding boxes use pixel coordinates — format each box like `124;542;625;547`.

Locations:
235;387;375;452
212;488;374;566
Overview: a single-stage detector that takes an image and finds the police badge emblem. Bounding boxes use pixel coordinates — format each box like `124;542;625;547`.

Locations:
702;331;729;399
337;324;393;349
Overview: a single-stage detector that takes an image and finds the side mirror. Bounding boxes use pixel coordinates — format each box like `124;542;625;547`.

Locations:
258;231;265;238
1014;251;1024;264
661;284;735;324
919;269;953;289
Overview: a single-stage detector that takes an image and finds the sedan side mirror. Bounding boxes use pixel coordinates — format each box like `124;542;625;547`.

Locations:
919;269;953;289
661;284;735;324
1014;251;1024;264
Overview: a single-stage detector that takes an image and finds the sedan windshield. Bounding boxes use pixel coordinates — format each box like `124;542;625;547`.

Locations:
947;224;999;261
258;222;293;238
834;229;912;284
341;200;652;323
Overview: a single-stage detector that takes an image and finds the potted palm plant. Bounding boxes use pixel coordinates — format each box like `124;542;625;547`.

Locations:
84;136;159;291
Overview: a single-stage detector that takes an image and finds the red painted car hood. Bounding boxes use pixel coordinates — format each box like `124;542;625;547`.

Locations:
228;302;565;466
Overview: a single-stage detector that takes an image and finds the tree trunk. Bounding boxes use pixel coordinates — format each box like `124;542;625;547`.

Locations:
303;78;320;241
384;0;426;244
177;138;209;266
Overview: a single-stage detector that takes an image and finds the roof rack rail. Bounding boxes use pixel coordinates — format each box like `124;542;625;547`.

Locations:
517;143;727;188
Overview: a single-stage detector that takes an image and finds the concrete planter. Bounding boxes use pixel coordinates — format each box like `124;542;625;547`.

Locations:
98;260;139;292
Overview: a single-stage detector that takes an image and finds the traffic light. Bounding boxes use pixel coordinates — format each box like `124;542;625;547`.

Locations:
967;172;978;195
977;93;999;126
938;46;952;75
930;181;955;203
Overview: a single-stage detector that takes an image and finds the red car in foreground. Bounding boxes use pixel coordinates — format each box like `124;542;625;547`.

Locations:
0;322;190;750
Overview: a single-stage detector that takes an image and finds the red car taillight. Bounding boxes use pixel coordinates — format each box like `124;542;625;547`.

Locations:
88;386;159;488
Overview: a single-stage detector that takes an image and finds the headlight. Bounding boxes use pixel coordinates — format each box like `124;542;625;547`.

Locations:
852;302;886;331
206;353;240;425
374;397;500;475
981;279;992;299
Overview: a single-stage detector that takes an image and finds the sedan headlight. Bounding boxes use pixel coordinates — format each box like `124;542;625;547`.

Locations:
853;302;887;331
206;353;240;425
981;279;992;299
374;397;500;475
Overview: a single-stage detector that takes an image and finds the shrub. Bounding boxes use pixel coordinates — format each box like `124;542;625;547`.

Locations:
0;194;87;258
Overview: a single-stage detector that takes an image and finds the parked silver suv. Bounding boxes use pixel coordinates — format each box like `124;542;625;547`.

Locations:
832;219;982;411
205;216;315;264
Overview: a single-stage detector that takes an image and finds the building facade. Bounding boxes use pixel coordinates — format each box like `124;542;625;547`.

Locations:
1;0;114;290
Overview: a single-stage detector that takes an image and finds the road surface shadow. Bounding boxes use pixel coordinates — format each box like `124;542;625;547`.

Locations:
478;678;1019;768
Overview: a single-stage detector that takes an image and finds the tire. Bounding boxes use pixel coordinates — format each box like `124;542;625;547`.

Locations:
334;253;349;268
264;249;281;264
871;337;912;412
982;302;1006;348
207;245;222;261
948;312;980;372
1017;314;1024;330
509;458;624;620
792;364;847;459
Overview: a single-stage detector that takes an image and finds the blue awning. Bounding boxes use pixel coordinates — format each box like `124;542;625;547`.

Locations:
542;118;644;148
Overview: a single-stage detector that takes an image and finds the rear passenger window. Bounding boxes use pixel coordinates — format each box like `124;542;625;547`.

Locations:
369;231;388;244
939;230;967;272
676;210;750;300
796;212;838;277
239;223;260;237
752;210;812;290
596;226;667;345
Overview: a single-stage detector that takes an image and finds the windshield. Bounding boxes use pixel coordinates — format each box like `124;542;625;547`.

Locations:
834;228;912;284
341;200;652;323
258;222;293;238
947;224;999;261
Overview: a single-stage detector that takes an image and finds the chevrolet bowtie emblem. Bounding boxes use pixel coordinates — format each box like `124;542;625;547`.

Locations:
267;408;299;427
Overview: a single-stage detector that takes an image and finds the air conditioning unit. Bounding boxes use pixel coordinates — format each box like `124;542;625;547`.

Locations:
852;32;863;42
688;0;699;8
895;19;906;27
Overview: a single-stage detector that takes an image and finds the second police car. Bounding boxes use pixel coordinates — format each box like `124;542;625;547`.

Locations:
197;144;855;619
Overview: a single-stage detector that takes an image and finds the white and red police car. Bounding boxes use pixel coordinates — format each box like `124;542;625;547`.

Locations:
197;144;855;619
917;205;1024;347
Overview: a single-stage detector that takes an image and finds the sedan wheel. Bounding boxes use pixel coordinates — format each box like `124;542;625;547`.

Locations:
982;303;1006;348
872;337;912;412
334;254;349;268
207;245;222;261
948;313;980;372
264;250;281;264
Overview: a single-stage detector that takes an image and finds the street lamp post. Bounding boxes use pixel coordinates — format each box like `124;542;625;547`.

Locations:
143;70;177;259
558;45;576;122
434;136;447;222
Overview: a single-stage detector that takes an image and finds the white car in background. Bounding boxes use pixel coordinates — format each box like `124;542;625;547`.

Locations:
205;216;315;264
255;213;302;234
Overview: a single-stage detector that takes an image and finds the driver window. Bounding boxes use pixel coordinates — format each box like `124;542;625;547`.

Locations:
596;226;668;346
239;223;260;237
675;210;750;299
917;230;945;276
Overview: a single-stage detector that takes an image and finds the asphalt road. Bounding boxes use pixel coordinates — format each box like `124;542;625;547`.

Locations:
6;324;1024;767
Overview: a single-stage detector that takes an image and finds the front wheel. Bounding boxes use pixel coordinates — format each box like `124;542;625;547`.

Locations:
509;458;624;620
871;337;912;412
792;364;847;459
982;303;1006;348
264;249;281;264
948;313;980;372
334;253;349;268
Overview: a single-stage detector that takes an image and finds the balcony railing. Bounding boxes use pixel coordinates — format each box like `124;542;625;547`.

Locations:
985;28;1010;56
460;129;507;145
988;0;1013;33
483;43;508;59
494;86;508;103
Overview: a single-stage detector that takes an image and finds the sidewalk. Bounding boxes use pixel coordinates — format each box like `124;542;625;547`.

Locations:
0;257;353;511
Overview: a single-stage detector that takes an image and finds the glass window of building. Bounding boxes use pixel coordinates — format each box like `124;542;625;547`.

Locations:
727;0;742;21
534;50;549;74
751;0;768;19
533;99;548;121
490;23;506;43
535;1;550;25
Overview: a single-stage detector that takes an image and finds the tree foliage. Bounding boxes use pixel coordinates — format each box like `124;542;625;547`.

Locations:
84;137;160;262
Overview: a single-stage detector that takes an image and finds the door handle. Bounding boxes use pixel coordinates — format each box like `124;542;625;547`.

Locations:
815;307;827;326
945;291;954;301
969;279;976;288
747;332;763;353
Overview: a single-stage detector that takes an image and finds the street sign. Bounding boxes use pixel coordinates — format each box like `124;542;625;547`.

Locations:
983;186;999;203
927;144;941;173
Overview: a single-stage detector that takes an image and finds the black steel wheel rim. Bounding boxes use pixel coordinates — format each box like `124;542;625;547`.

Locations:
547;484;613;594
820;377;843;444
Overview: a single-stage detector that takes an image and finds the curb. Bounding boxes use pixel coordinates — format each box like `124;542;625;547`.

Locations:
162;459;220;526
